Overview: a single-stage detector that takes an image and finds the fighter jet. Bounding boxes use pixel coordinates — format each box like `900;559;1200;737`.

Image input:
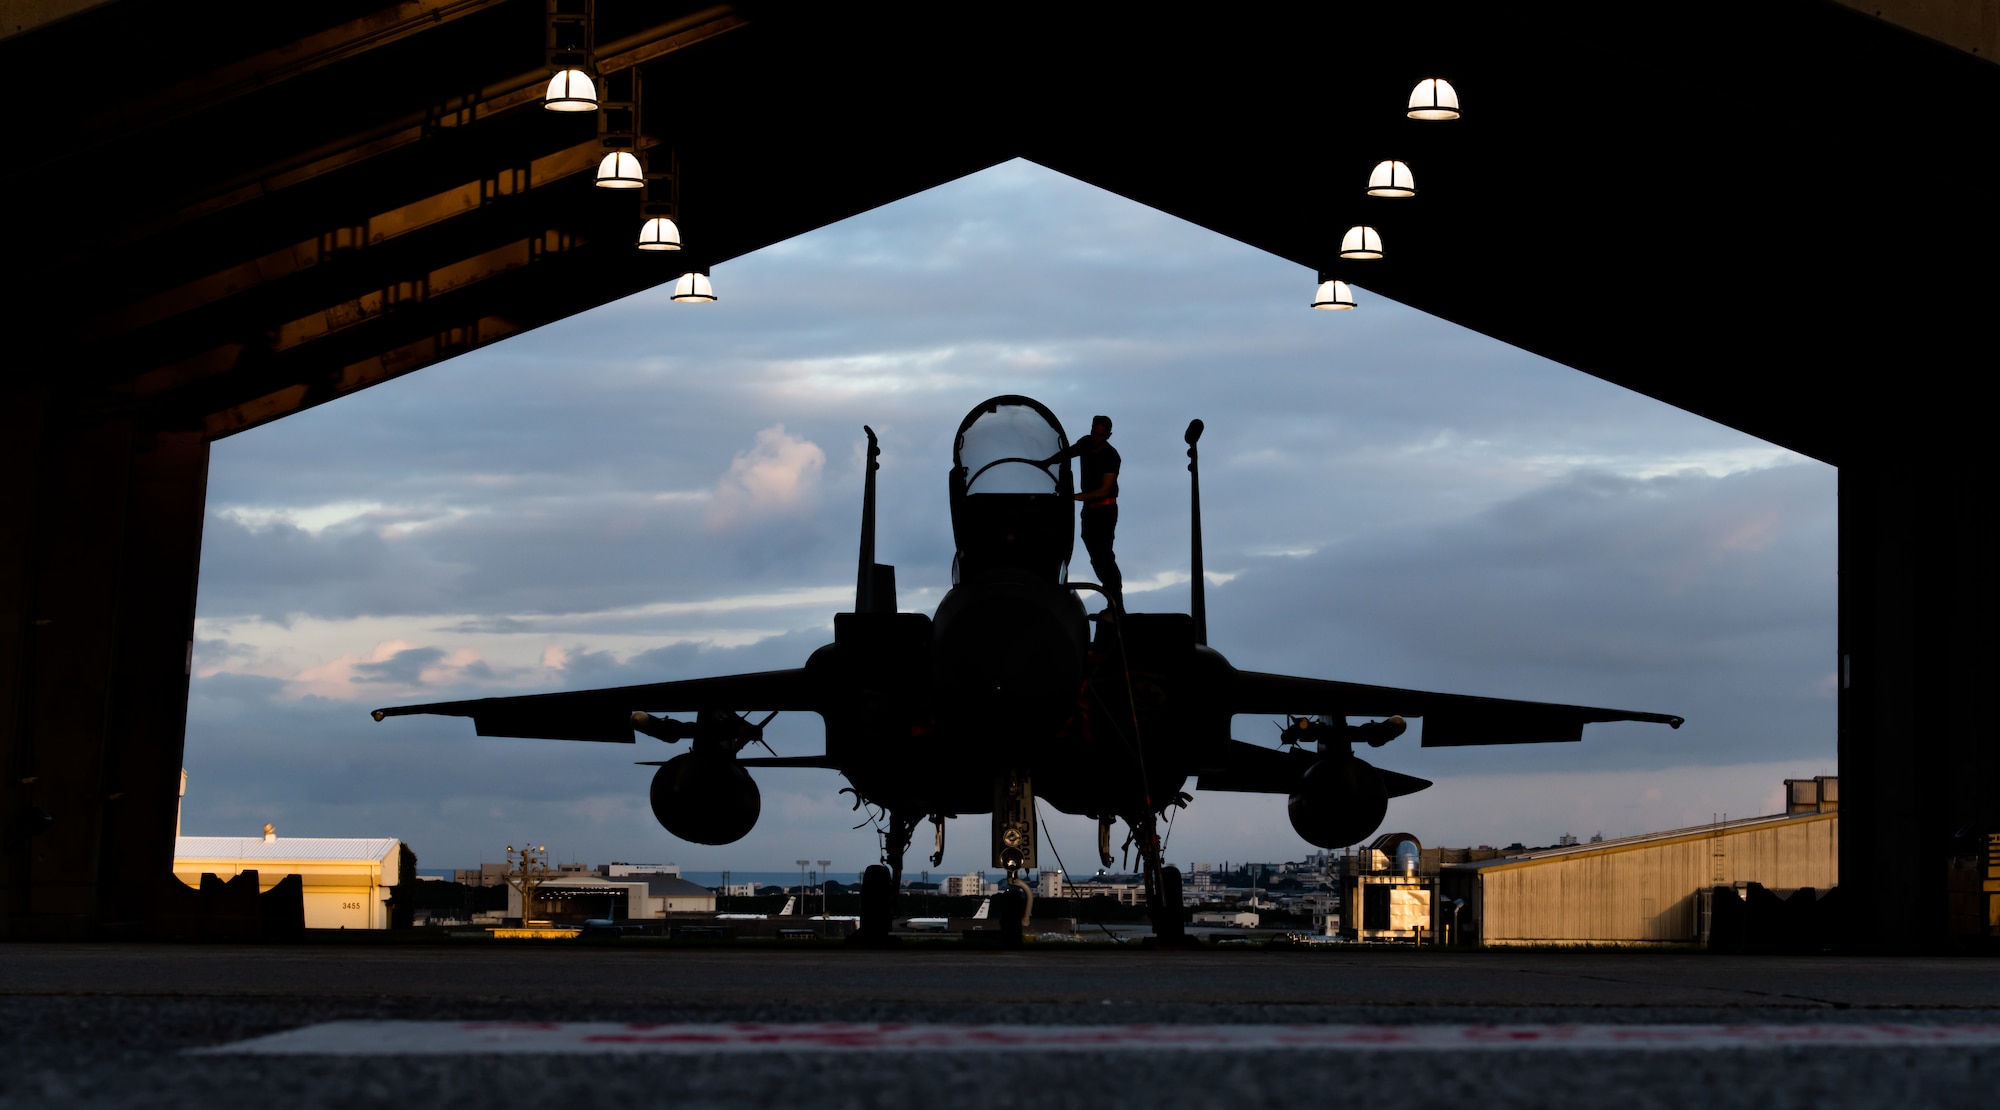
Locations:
374;395;1681;942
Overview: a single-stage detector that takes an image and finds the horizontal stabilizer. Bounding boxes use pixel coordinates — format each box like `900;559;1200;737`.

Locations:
1195;739;1315;793
1196;740;1431;797
1378;767;1434;798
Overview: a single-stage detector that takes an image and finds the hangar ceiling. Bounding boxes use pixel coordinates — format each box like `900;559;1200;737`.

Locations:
4;1;1995;462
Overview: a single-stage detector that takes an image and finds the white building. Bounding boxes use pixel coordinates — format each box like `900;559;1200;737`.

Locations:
174;832;402;930
1059;879;1146;906
944;872;995;897
508;873;717;920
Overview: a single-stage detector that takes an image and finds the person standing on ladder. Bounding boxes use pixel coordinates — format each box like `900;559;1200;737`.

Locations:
1047;414;1123;611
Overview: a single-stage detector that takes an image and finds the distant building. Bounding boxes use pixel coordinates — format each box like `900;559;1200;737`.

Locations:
507;872;717;922
175;831;403;929
1035;870;1064;898
1058;877;1145;906
605;862;680;877
1294;892;1340;934
944;872;994;897
454;863;509;887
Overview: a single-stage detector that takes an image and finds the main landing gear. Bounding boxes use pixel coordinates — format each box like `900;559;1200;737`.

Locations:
851;810;924;946
1132;810;1195;949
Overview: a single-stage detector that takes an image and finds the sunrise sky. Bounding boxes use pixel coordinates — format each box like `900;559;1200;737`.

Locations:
181;159;1837;875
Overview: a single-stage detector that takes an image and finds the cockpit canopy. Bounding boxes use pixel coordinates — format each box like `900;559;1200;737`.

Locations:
950;396;1076;582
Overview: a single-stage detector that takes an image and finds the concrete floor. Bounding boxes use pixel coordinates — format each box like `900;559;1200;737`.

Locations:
3;942;1997;1107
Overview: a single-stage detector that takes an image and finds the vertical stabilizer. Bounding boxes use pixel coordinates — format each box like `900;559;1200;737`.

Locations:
1185;419;1207;644
855;427;893;613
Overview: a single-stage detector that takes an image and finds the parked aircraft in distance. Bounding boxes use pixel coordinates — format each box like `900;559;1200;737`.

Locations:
376;396;1681;943
901;896;990;933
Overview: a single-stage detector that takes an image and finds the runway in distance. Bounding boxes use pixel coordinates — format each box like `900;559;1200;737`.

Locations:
375;396;1682;942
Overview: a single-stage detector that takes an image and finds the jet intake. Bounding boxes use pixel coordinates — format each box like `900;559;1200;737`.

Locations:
648;753;761;845
1286;755;1391;849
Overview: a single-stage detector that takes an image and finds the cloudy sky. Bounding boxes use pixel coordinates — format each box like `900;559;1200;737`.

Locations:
183;160;1836;876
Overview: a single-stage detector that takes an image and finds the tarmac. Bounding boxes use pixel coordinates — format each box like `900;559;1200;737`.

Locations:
3;941;1997;1108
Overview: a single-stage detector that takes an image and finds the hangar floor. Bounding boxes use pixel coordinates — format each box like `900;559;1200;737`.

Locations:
3;944;1996;1107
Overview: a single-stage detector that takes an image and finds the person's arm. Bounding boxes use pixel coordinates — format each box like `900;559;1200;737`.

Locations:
1042;433;1105;468
1075;470;1116;502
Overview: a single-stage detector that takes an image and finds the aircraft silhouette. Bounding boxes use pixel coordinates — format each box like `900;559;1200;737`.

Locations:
374;395;1682;943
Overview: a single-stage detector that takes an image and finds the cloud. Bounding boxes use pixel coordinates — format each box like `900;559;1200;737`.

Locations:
706;425;827;531
348;645;447;685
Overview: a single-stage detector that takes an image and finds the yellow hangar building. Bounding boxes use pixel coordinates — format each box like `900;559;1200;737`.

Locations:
173;828;405;930
1443;778;1839;947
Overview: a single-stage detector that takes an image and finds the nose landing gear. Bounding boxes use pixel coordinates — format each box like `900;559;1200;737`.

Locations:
988;772;1037;945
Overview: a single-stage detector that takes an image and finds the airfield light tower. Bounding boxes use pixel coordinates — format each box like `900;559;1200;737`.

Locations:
506;844;551;926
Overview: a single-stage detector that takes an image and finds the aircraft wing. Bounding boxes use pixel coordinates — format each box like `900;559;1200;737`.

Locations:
1195;739;1434;796
1229;670;1683;746
370;668;818;743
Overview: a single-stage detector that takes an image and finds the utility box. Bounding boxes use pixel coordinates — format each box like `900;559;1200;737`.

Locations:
1345;874;1436;942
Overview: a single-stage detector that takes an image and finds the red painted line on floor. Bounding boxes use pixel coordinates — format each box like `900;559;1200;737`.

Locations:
191;1022;2000;1056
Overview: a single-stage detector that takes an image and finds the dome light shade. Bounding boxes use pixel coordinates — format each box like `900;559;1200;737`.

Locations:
1367;160;1415;197
544;69;598;112
1312;279;1356;310
671;271;716;302
637;217;682;251
1340;226;1384;259
595;151;644;188
1407;78;1460;120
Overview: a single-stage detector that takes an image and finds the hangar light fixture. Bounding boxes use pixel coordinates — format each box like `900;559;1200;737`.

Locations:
595;150;644;189
672;271;716;302
638;216;682;251
1340;226;1384;259
1407;78;1460;120
544;69;598;112
1312;277;1356;310
1367;160;1416;197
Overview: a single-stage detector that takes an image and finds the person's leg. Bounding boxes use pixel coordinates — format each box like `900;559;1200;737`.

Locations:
1082;505;1123;608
